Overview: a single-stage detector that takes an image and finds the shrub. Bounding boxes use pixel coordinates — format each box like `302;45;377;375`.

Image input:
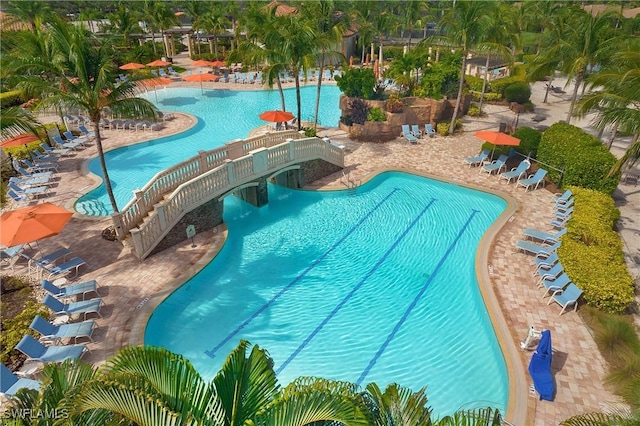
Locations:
336;67;377;99
537;122;619;193
512;126;542;157
491;74;526;96
386;94;404;113
465;75;485;92
467;105;481;117
0;276;50;366
470;91;502;102
504;82;531;103
436;122;449;136
349;98;370;125
303;127;317;137
557;187;635;314
367;107;386;122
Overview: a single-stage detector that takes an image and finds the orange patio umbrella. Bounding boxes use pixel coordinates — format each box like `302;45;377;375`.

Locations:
210;60;226;68
0;134;40;149
259;110;294;123
0;203;73;247
119;62;145;70
474;130;521;159
183;73;219;93
191;59;215;67
147;59;172;67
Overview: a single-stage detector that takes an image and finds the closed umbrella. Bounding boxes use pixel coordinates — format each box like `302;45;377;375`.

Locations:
183;73;219;94
0;203;73;247
474;130;520;159
0;134;40;149
119;62;145;70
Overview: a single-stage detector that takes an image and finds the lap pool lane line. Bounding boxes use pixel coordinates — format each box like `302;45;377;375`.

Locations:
204;188;401;359
355;209;479;386
275;198;438;375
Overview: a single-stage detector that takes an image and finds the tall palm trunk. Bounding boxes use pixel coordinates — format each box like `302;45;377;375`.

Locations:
566;71;583;124
276;75;285;111
151;30;157;55
449;54;467;133
214;36;219;58
478;56;490;114
93;119;119;213
294;72;302;131
313;52;326;129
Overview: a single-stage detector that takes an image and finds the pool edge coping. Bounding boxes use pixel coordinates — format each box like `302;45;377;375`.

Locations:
127;167;530;425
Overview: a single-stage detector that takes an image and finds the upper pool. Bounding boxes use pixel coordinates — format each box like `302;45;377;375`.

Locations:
75;85;342;215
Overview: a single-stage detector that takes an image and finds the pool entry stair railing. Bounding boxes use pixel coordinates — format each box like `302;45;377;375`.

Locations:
340;171;361;195
111;132;345;259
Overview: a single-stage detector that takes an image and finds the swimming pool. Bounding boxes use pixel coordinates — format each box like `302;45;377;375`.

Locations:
145;171;509;417
75;85;342;215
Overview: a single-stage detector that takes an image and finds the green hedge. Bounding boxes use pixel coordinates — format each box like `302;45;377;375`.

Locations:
491;72;527;96
504;82;531;103
537;122;620;194
558;187;635;314
465;75;485;92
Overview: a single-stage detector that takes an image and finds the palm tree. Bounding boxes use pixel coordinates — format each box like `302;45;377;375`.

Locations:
148;2;178;58
575;41;640;175
264;14;318;131
476;2;516;114
303;0;347;129
0;107;42;139
560;410;640;426
532;8;617;123
3;0;51;32
402;0;429;50
104;5;143;48
362;382;433;425
386;51;422;95
200;8;232;59
437;1;493;133
70;342;367;425
16;19;158;214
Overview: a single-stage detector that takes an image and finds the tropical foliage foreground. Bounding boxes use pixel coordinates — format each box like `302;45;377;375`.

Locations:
2;341;503;426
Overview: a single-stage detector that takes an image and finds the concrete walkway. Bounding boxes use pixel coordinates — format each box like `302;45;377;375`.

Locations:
2;74;637;424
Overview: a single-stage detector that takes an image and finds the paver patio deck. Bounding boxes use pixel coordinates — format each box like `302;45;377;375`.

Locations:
2;78;636;424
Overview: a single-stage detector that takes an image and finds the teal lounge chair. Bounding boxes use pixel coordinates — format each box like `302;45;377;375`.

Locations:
533;252;559;275
40;142;72;157
42;278;99;301
555;206;574;219
464;148;490;167
43;294;102;320
517;168;547;191
516;239;561;256
424;123;436;137
554;189;573;205
480;154;508;175
551;214;571;229
30;315;95;343
536;262;565;287
1;364;40;397
523;227;566;244
52;135;83;150
40;257;86;279
8;181;49;200
498;160;530;183
78;125;95;139
62;131;88;146
401;125;418;144
411;125;423;138
540;272;572;298
16;334;87;363
548;283;583;315
555;199;574;213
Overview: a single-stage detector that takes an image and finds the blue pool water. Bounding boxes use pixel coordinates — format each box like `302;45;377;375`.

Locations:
145;172;509;417
75;85;342;215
